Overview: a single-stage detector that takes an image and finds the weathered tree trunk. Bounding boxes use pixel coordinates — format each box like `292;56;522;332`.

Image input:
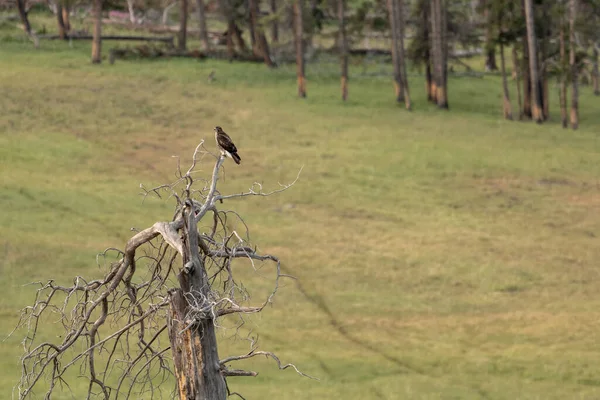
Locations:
178;0;188;51
168;209;228;400
91;0;102;63
271;0;278;43
16;0;32;35
539;2;550;120
56;3;67;39
250;0;274;67
499;42;512;120
387;0;411;109
127;0;136;23
294;0;306;97
512;47;523;120
422;1;434;102
484;7;498;71
196;0;211;50
431;0;448;109
593;46;599;96
521;40;531;118
524;0;542;122
569;0;578;129
338;0;348;101
559;18;568;128
62;4;71;33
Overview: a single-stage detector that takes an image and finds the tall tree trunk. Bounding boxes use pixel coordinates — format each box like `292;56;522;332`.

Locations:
168;210;228;400
432;0;448;109
232;22;248;53
484;7;498;71
421;0;434;102
178;0;188;51
196;0;211;50
569;0;578;129
512;46;523;120
127;0;136;23
270;0;278;43
226;20;236;58
593;46;599;96
91;0;102;63
56;3;67;39
338;0;348;101
524;0;542;122
16;0;32;35
294;0;306;97
559;17;568;128
248;0;257;52
62;4;71;32
250;0;274;67
521;39;531;118
499;42;512;120
540;1;550;120
388;0;410;109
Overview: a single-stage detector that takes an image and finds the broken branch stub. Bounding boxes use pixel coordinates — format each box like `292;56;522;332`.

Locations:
11;142;310;400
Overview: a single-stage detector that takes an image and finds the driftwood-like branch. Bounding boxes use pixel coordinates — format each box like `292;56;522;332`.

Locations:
12;139;307;399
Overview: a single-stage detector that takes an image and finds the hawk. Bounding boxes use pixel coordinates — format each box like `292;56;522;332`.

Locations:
214;126;241;165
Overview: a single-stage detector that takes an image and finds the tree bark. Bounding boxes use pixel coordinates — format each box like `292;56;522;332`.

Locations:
294;0;306;97
338;0;348;101
196;0;211;50
91;0;102;63
593;46;599;96
512;46;523;120
559;17;568;128
16;0;32;35
387;0;411;109
250;0;274;67
56;3;67;39
484;7;498;71
127;0;136;23
62;4;71;32
422;0;434;102
431;0;448;109
569;0;578;129
524;0;542;122
499;42;512;120
178;0;188;51
270;0;278;43
168;208;227;400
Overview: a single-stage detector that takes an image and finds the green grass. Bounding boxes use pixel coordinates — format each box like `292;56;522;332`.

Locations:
2;12;600;399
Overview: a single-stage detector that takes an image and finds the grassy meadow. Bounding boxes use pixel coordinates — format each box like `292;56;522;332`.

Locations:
2;11;600;399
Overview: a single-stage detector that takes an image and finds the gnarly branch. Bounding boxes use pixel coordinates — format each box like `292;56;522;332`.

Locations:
220;347;318;380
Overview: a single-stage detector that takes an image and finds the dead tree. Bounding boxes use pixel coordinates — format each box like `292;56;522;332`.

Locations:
11;141;312;400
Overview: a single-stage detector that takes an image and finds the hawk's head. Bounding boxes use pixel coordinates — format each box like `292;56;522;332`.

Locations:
214;126;223;134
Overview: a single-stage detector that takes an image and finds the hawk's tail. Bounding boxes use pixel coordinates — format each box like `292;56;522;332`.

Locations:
232;152;241;165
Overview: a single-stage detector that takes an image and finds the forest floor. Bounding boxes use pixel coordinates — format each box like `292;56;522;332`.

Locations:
2;10;600;400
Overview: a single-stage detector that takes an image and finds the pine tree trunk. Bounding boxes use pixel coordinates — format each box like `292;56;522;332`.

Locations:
593;47;599;96
421;0;433;102
559;18;568;128
62;4;71;32
56;3;67;39
524;0;542;122
500;42;512;120
178;0;188;51
226;20;236;58
484;7;498;71
569;0;578;129
16;0;32;35
91;0;102;63
338;0;348;101
388;0;410;108
196;0;211;50
433;0;448;109
250;0;274;67
270;0;278;43
294;0;306;97
512;46;523;120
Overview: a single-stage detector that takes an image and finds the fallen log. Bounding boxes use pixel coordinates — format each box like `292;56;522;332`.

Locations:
38;34;175;46
109;46;267;64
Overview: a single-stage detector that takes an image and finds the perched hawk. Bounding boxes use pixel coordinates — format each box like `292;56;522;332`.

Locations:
214;126;241;165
